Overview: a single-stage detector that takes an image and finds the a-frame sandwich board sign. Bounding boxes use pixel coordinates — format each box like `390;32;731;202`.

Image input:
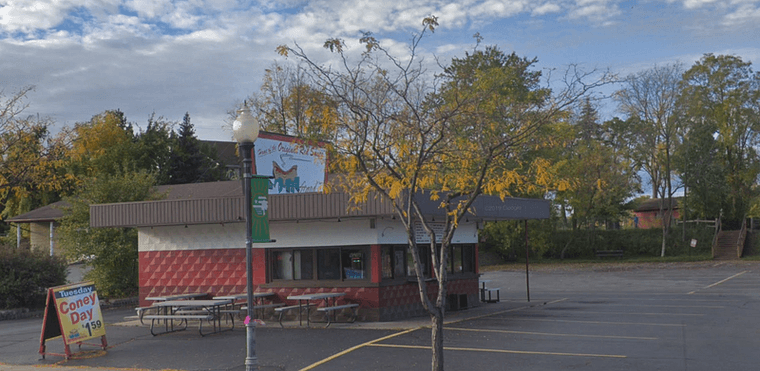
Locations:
39;281;108;359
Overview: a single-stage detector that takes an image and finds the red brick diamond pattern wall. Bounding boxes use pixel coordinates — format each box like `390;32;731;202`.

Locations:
138;249;265;306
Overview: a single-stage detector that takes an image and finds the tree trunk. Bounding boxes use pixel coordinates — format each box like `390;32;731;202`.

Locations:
431;308;444;371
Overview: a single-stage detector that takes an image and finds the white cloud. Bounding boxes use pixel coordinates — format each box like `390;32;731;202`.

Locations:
0;0;758;142
437;3;469;28
0;0;74;33
722;3;760;27
567;0;621;24
682;0;718;9
532;3;562;15
471;0;528;18
124;0;172;18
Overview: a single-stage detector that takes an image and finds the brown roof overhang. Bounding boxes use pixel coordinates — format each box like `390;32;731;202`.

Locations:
89;190;550;228
6;201;69;223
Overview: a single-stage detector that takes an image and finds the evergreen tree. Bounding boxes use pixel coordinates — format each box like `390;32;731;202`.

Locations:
134;113;174;185
167;113;223;184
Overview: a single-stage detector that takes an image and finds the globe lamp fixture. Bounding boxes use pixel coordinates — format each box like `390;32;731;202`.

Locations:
232;105;259;144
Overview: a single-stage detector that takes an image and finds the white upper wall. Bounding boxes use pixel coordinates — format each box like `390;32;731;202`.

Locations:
138;218;478;252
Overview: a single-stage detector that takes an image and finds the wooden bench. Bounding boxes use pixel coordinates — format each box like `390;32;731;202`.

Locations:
596;250;624;258
142;314;214;336
240;303;285;320
241;303;286;311
316;304;359;327
135;306;159;324
275;304;311;327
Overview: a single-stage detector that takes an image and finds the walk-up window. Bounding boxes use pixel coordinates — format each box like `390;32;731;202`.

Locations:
382;245;407;279
451;245;475;274
271;249;314;280
269;246;370;282
382;244;475;281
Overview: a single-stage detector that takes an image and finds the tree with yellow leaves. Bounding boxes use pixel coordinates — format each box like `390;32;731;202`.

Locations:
0;86;73;239
278;19;611;371
246;62;338;143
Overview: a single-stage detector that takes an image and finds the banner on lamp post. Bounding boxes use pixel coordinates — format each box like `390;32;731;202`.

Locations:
251;176;270;243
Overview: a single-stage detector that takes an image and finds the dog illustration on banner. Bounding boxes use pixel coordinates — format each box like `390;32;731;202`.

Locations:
272;161;300;193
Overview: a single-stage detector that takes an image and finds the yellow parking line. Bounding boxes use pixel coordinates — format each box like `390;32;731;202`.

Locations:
368;343;627;358
597;303;725;309
298;328;418;371
299;299;569;370
618;297;741;303
445;298;568;325
495;318;685;327
688;271;748;294
580;311;704;317
446;327;657;340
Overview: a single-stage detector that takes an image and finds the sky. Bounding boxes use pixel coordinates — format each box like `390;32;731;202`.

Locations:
1;0;759;142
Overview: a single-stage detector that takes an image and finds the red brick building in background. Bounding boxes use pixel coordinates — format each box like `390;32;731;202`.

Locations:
633;197;682;229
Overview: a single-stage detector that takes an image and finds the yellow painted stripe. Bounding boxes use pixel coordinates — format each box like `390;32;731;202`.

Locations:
445;298;569;325
494;318;685;327
298;328;418;371
368;343;627;358
614;297;741;303
688;271;748;294
299;299;571;370
445;327;658;340
595;303;725;309
580;311;704;317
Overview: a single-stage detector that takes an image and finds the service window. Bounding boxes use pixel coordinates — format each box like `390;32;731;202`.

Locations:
294;250;314;280
271;250;291;280
270;249;314;280
382;248;393;279
451;244;475;274
408;245;431;277
317;248;341;280
393;246;406;277
462;245;474;273
382;246;408;280
342;249;365;279
453;245;464;273
269;246;370;282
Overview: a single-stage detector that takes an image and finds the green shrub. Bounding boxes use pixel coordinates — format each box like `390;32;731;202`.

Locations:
0;247;67;309
482;220;716;261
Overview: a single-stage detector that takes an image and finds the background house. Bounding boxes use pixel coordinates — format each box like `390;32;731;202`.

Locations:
6;200;68;256
633;197;682;229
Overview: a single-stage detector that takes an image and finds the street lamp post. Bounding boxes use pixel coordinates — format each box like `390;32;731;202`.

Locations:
233;105;260;371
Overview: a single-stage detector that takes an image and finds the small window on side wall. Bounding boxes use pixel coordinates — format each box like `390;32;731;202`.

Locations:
394;246;406;277
382;248;393;279
451;244;475;274
381;246;408;280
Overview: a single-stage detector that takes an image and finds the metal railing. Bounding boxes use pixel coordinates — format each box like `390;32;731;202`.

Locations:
736;217;747;258
711;217;721;259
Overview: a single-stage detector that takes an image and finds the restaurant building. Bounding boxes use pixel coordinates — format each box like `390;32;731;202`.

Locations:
89;180;550;321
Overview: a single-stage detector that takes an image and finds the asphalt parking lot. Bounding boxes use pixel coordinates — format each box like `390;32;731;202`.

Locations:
2;261;760;371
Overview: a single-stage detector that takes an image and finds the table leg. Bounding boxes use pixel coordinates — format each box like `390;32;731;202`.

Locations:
298;300;303;327
306;300;310;327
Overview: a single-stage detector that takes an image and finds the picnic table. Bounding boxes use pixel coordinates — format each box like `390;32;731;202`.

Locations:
142;299;234;336
137;292;208;323
213;291;274;303
280;292;357;327
145;292;207;301
213;292;281;319
479;280;499;303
